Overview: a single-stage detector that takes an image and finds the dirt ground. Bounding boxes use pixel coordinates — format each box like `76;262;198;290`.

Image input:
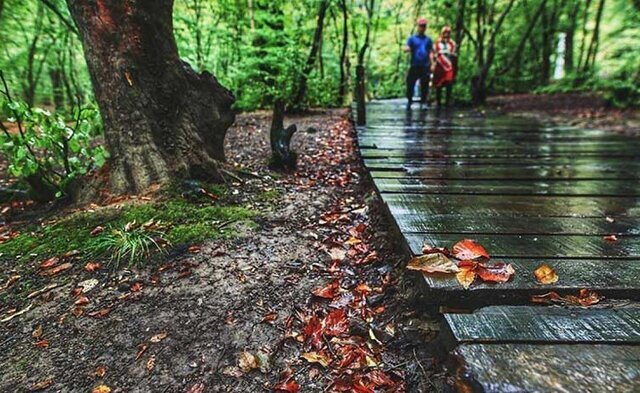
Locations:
488;93;640;134
0;110;446;392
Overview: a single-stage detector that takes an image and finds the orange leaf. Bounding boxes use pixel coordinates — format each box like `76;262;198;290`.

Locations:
74;296;90;306
421;243;450;256
531;291;562;304
274;378;300;393
34;339;49;348
87;308;111;318
39;256;59;269
323;309;349;336
84;262;102;272
453;239;490;260
604;234;618;242
456;268;476;290
534;264;559;284
40;262;73;276
312;280;339;299
261;311;278;324
95;365;107;377
476;262;515;283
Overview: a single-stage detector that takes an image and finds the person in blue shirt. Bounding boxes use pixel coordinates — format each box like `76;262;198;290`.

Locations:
403;17;434;110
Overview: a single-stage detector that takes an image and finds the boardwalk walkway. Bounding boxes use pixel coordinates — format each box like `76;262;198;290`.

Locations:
356;99;640;392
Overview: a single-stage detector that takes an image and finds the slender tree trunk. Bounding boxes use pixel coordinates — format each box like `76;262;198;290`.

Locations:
66;0;235;196
577;0;592;71
291;0;328;110
564;0;579;73
454;0;466;50
337;0;349;106
584;0;605;72
355;0;375;126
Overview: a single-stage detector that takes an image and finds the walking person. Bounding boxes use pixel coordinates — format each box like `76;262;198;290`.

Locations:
404;17;434;110
433;26;457;108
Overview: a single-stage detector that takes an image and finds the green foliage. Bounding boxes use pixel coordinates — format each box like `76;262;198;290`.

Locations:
0;194;257;264
0;94;108;197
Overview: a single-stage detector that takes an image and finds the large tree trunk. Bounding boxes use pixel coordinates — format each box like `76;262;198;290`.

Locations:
66;0;235;195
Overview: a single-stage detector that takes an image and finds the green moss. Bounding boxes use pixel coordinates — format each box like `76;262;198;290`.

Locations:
0;197;257;264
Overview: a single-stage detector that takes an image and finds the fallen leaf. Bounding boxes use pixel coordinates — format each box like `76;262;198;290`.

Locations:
534;264;559;284
185;382;206;393
95;365;107;377
92;385;112;393
74;296;90;306
238;351;259;373
328;247;347;261
40;262;73;276
84;262;102;272
604;234;618;242
564;289;603;306
323;309;349;336
130;282;143;292
30;378;54;391
2;274;20;290
188;245;201;254
453;239;490;260
150;331;168;343
477;262;515;283
146;355;156;372
421;243;450;256
32;324;43;339
34;339;49;348
531;291;562;304
312;280;340;299
274;378;300;393
261;311;278;324
87;308;111;318
456;268;476;290
39;257;59;269
301;351;331;367
406;253;459;274
135;343;148;360
302;316;323;349
90;226;105;236
62;250;80;258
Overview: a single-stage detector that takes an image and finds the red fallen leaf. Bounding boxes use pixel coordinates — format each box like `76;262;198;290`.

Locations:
75;296;90;306
39;256;60;269
323;309;349;336
187;245;202;254
261;311;278;324
364;369;396;387
274;378;300;393
604;234;618;242
84;262;102;272
130;282;143;292
352;380;374;393
158;263;175;272
531;291;562;304
355;251;378;265
177;269;192;279
349;223;367;237
312;280;339;299
40;262;73;276
87;308;111;318
476;262;515;283
565;289;603;306
135;343;148;360
70;287;83;297
354;283;372;294
421;243;451;256
34;339;49;348
90;226;105;236
302;316;323;349
453;239;490;260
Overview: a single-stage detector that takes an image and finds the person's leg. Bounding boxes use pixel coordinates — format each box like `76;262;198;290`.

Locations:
406;67;418;108
445;83;453;107
420;68;430;105
436;87;442;107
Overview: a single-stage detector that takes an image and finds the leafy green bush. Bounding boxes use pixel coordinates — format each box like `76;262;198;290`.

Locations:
0;90;108;200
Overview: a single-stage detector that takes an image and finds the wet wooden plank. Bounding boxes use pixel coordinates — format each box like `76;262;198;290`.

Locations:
416;258;640;305
453;344;640;393
360;147;640;159
382;194;640;218
445;306;640;344
367;165;640;180
404;233;640;259
394;214;640;235
363;156;638;166
373;178;640;196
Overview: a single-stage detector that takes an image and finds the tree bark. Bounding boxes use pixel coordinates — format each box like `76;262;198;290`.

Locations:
564;0;579;74
337;0;349;106
291;0;328;109
66;0;235;195
584;0;605;72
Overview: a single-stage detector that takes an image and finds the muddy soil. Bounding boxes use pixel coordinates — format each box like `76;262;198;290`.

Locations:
0;110;445;392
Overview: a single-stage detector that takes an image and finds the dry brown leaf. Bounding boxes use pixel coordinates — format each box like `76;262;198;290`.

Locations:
238;351;259;373
407;253;459;274
150;331;168;343
92;385;112;393
534;264;559;284
301;351;331;367
95;365;107;377
3;274;20;290
90;226;105;236
87;308;111;318
135;343;148;360
146;355;156;372
261;311;278;324
84;262;102;272
40;262;73;276
34;340;49;348
74;296;90;306
32;324;43;339
185;382;206;393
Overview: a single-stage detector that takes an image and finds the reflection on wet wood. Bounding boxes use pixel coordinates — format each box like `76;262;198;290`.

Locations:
445;306;640;344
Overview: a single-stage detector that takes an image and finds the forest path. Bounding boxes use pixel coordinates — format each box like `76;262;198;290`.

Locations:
356;99;640;392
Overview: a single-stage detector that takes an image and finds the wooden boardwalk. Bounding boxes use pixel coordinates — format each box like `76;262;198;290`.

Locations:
356;99;640;392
